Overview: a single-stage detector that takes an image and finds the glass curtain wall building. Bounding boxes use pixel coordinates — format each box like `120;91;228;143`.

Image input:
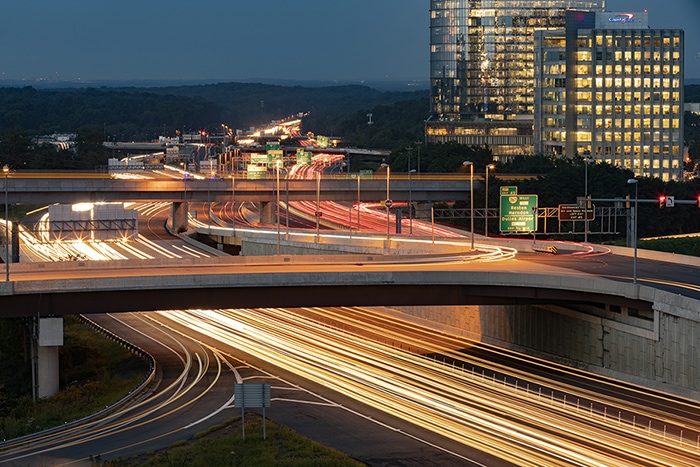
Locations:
427;0;604;159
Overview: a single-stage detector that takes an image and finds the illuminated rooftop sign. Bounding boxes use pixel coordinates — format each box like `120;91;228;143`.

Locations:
596;11;648;29
609;14;634;23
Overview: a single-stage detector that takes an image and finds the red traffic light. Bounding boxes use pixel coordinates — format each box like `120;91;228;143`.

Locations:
659;196;666;208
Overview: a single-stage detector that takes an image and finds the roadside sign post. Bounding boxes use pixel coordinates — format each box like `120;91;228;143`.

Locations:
234;383;271;440
559;204;595;237
296;149;312;166
500;193;538;233
559;204;595;221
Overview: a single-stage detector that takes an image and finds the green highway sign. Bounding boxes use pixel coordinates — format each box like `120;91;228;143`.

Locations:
500;186;518;196
500;194;538;232
267;149;283;166
247;165;268;180
296;149;312;166
250;153;268;165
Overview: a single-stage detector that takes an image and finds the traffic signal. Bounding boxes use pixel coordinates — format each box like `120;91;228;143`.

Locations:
697;195;700;208
658;195;666;208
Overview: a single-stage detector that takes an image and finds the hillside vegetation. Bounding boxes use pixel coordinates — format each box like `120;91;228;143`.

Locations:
1;82;700;240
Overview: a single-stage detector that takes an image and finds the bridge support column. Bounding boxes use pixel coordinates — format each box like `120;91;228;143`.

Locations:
171;202;189;233
11;222;19;263
260;201;274;225
414;202;434;219
37;317;63;399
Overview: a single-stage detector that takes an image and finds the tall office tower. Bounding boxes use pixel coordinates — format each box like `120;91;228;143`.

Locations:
427;0;604;159
534;10;684;181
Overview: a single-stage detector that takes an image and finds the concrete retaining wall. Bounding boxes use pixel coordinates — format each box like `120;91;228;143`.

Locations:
395;300;700;400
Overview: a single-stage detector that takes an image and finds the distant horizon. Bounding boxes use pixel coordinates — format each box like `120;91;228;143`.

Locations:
0;76;432;92
0;0;697;85
2;76;700;93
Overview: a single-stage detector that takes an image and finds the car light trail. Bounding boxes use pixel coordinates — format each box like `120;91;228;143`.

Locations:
157;307;700;466
19;203;213;262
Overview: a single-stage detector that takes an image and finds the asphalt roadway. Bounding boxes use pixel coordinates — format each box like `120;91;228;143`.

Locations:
105;311;512;467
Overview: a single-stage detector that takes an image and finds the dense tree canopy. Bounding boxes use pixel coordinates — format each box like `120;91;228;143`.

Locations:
0;86;221;140
0;82;699;237
685;111;700;172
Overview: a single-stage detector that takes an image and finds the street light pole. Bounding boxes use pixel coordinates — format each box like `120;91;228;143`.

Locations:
408;169;416;235
207;170;215;235
183;168;189;231
275;159;282;255
276;160;281;255
381;164;390;249
285;175;289;241
315;171;321;242
628;178;639;284
357;175;361;232
230;174;235;232
485;164;495;238
584;158;593;243
463;161;474;249
3;164;9;282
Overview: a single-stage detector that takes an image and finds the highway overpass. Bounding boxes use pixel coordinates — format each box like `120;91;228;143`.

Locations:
0;254;655;317
1;176;475;205
4;226;700;402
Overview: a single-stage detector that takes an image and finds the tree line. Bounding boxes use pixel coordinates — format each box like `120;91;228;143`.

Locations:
0;82;699;239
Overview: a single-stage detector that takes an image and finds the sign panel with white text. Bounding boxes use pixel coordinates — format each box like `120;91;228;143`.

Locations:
500;195;537;232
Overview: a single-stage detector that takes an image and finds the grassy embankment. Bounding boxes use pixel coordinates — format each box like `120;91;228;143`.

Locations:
607;236;700;257
93;414;364;466
635;236;700;257
0;315;148;439
1;317;364;466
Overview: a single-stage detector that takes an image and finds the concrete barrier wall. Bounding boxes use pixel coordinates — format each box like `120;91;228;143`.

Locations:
236;231;509;257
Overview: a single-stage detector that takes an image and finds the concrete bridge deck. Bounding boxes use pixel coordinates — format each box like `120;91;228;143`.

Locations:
0;176;475;205
0;253;661;318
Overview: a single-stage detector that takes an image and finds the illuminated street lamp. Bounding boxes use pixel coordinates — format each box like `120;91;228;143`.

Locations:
485;163;495;238
627;178;638;284
408;169;416;235
380;163;391;249
584;157;594;243
355;174;361;232
285;174;290;241
183;168;189;231
3;164;9;282
463;161;474;249
315;171;321;242
208;170;216;234
230;174;235;232
276;158;281;255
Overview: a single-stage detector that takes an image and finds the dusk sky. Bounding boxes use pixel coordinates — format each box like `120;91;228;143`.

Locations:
0;1;698;85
